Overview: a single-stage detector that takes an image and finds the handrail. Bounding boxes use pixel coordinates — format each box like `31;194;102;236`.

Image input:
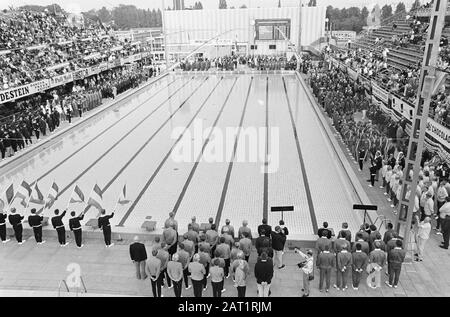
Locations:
57;276;87;297
57;280;69;297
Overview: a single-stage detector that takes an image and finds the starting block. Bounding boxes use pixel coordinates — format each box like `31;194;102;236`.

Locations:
141;221;157;232
85;219;99;230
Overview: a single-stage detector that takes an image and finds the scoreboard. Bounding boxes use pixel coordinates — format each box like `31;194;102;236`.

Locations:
255;19;291;41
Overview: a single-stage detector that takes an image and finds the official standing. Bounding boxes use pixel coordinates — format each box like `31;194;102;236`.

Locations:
254;252;274;297
316;244;335;292
52;209;68;246
271;226;287;269
386;240;406;288
129;236;147;280
167;254;183;297
69;211;84;248
189;254;206;297
368;241;386;289
352;243;369;290
335;245;352;291
98;209;114;247
8;208;24;244
0;210;10;243
146;249;163;297
28;208;45;244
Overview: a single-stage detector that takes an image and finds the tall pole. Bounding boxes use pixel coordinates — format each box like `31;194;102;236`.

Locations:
161;0;169;68
298;0;302;54
396;0;448;257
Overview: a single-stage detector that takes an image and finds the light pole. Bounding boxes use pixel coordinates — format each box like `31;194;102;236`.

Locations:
161;0;169;68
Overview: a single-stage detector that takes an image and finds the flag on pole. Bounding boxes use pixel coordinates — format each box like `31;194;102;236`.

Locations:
87;183;103;211
14;181;32;207
29;182;45;205
45;181;59;209
0;184;14;211
117;184;131;205
69;185;85;204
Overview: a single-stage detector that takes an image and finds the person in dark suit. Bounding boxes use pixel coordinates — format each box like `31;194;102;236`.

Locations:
257;219;272;238
315;231;332;254
352;243;369;290
0;210;10;243
130;236;148;280
254;252;274;297
52;209;68;246
386;240;406;288
28;208;45;244
8;208;24;244
98;209;114;247
318;222;333;239
383;222;395;244
69;211;84;248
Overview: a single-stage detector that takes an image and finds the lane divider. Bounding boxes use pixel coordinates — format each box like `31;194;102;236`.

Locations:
117;76;224;227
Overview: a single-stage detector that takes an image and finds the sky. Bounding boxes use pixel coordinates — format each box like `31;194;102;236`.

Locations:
0;0;418;12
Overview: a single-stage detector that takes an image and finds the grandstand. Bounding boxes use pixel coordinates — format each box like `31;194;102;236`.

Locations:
1;2;450;299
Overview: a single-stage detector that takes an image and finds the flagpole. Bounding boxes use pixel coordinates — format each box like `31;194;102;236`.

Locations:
25;182;37;211
84;183;95;216
43;181;54;211
66;184;76;211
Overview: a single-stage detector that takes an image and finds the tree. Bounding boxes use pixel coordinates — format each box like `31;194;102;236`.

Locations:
411;0;421;10
308;0;317;6
219;0;227;9
193;2;203;9
361;6;369;21
395;2;406;14
97;6;112;23
381;4;393;21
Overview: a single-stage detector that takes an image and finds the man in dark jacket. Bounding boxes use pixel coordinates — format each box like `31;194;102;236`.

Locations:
0;210;10;243
352;243;369;290
258;218;272;238
28;208;45;244
386;239;406;288
130;236;148;280
254;252;273;297
51;209;68;246
98;209;114;247
8;208;24;244
69;211;84;248
271;226;287;269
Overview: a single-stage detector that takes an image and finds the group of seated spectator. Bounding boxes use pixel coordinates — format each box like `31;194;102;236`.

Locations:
0;8;149;90
325;46;421;103
0;61;155;160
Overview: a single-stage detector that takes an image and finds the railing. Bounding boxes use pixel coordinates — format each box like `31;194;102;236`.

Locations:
57;276;87;297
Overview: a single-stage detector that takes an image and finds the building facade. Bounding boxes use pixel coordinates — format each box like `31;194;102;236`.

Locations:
164;6;326;60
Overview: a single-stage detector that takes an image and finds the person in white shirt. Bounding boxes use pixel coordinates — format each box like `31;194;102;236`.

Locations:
294;248;314;297
415;216;431;261
424;192;434;220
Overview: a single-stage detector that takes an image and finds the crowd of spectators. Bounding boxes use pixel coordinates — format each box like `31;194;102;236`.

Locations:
0;62;156;160
0;8;148;90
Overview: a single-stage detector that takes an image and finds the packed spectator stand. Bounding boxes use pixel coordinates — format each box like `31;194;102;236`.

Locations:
0;8;158;160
